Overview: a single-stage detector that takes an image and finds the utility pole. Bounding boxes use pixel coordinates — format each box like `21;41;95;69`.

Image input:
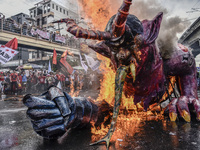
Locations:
0;12;5;32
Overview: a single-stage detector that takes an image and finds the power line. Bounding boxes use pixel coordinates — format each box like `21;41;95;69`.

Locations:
181;17;199;22
187;0;200;18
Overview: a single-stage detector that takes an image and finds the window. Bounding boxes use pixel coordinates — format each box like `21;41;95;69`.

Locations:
42;17;47;25
60;8;62;12
56;5;58;10
44;6;46;14
63;9;65;14
34;10;36;17
52;4;54;9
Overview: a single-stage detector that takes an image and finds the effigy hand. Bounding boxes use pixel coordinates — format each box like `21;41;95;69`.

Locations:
23;87;72;139
23;86;102;139
169;96;200;122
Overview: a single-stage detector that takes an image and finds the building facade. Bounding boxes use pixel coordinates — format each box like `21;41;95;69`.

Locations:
11;13;30;25
29;0;79;35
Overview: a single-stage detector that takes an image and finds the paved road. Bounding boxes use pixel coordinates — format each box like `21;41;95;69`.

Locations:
0;91;200;150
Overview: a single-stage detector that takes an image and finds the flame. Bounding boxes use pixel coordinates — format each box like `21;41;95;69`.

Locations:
78;0;116;30
160;76;176;102
69;78;81;97
91;111;164;149
77;1;166;148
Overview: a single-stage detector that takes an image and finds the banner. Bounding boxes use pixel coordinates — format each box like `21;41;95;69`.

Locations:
52;49;57;65
0;45;18;64
55;34;66;43
31;28;37;36
84;54;100;71
60;58;73;75
79;54;88;72
36;29;50;39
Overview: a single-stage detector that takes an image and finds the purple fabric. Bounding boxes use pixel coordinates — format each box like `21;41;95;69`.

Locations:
124;12;165;110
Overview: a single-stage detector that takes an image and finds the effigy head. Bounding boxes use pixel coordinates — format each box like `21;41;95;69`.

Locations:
105;14;143;47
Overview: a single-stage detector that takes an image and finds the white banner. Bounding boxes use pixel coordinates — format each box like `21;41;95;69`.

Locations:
0;45;18;64
36;29;50;39
55;34;66;43
79;54;88;72
84;54;100;71
31;28;37;36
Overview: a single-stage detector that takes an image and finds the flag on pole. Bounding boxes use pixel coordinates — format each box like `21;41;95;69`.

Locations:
59;50;73;75
48;60;52;73
52;49;57;65
84;54;100;71
5;38;18;50
79;54;88;72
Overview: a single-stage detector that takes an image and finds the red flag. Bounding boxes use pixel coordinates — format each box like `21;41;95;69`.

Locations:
5;38;18;50
52;49;57;64
60;50;73;74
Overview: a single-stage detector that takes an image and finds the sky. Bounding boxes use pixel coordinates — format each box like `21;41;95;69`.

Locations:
0;0;199;32
0;0;199;21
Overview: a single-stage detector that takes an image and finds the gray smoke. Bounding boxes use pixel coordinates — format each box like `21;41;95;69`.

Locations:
130;0;190;59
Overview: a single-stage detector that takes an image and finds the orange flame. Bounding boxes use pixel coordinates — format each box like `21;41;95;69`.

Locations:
69;78;81;97
160;76;176;102
77;1;166;148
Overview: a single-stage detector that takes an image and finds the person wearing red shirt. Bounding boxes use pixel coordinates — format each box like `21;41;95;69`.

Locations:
0;72;4;93
56;72;61;85
10;70;19;94
38;73;46;91
0;72;5;82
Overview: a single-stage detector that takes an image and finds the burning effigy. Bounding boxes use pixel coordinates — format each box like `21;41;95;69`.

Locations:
23;0;200;149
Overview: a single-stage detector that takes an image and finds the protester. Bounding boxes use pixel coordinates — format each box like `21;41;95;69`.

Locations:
17;73;23;94
0;72;5;93
30;72;38;92
38;73;46;91
22;72;27;93
10;70;19;94
46;72;55;87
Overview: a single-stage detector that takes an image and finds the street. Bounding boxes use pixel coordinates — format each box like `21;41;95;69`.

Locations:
0;91;200;150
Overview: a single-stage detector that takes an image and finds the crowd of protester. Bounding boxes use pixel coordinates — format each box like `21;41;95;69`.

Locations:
0;69;100;96
0;17;80;49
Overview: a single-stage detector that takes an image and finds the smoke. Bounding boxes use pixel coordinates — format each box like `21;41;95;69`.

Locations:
131;0;191;59
78;0;190;59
